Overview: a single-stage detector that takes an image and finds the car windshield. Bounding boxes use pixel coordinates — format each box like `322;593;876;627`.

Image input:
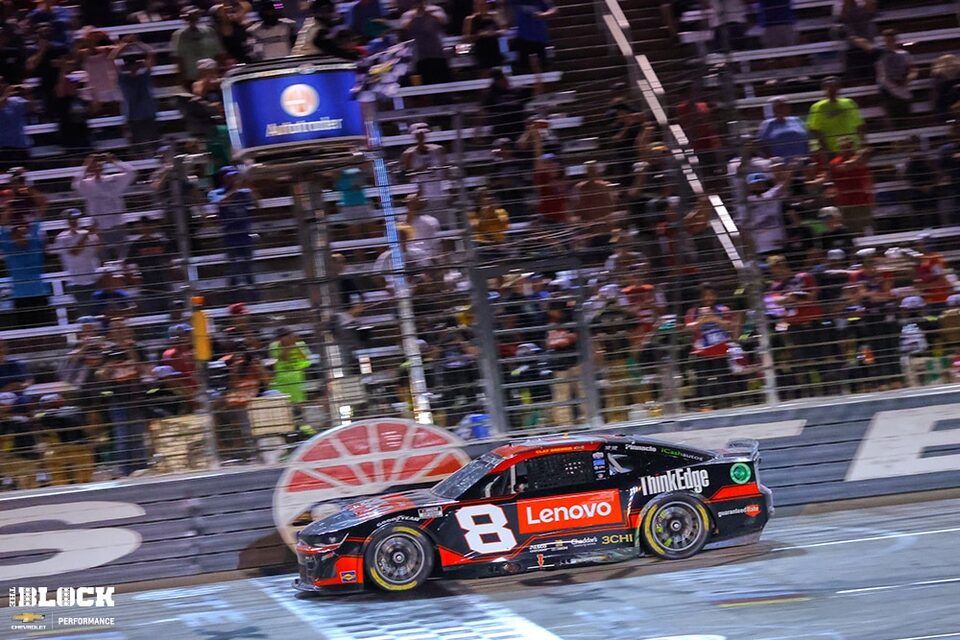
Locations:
431;452;504;499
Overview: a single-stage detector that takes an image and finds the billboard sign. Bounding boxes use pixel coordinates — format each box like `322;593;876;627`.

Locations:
223;60;365;157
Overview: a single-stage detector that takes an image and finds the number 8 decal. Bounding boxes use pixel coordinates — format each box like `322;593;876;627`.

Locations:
455;504;518;554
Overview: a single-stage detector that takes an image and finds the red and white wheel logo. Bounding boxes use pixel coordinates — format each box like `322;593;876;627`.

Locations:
273;419;470;548
280;83;319;118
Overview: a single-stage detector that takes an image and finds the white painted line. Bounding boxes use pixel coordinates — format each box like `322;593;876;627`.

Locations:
773;526;960;551
838;577;960;595
889;633;960;640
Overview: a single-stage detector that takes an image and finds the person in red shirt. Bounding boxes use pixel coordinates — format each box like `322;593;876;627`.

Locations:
912;237;952;311
162;324;198;399
684;282;734;409
829;140;874;234
768;254;833;397
675;83;723;176
528;119;569;232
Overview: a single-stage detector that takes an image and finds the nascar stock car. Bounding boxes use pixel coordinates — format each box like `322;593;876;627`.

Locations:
294;433;772;592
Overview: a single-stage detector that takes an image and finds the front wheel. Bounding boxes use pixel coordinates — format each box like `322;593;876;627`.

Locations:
638;493;710;560
364;525;435;591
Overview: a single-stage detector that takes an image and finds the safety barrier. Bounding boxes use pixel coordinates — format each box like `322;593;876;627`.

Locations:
2;386;959;592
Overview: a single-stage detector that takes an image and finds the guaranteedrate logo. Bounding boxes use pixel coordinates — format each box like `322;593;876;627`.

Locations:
280;84;320;118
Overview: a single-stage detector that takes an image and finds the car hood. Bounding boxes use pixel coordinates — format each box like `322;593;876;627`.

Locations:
301;489;454;536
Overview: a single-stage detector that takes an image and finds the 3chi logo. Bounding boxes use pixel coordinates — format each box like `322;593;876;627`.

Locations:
730;463;752;485
280;84;320;118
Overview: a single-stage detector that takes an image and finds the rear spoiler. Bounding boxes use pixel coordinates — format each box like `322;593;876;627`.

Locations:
722;438;760;461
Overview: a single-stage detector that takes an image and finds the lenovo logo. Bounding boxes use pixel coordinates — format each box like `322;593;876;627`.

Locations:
518;490;623;533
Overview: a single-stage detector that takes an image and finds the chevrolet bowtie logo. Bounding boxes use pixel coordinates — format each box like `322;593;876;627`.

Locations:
13;613;45;623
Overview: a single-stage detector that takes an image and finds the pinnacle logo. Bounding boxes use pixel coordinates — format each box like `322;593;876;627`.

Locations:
8;587;115;608
639;468;710;496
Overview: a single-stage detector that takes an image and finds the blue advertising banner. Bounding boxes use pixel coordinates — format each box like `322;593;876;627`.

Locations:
223;62;364;156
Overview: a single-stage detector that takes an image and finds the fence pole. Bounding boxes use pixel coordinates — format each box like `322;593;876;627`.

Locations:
362;100;433;424
171;154;220;469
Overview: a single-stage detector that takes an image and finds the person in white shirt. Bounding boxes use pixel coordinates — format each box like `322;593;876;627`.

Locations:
373;224;432;294
739;165;791;257
249;1;296;60
72;152;136;261
705;0;749;51
51;209;103;317
401;123;451;227
405;192;442;259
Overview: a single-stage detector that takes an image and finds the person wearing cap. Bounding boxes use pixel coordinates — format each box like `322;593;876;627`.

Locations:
112;36;158;154
269;327;312;404
759;97;809;162
171;6;224;88
898;294;936;387
38;393;94;485
807;76;865;156
544;299;580;426
604;230;645;283
143;365;189;421
590;285;639;423
95;338;149;477
51;208;102;318
401;124;451;226
815;247;852;320
0;339;32;394
209;166;258;299
0;394;41;489
738;160;791;257
72;152;137;261
0;212;54;328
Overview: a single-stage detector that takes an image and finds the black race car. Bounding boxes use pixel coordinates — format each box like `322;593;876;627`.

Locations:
294;433;772;592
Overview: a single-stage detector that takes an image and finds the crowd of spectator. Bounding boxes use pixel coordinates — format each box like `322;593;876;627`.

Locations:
1;0;960;489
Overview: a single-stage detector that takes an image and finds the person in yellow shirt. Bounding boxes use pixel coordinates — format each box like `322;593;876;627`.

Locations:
469;188;509;245
807;76;865;155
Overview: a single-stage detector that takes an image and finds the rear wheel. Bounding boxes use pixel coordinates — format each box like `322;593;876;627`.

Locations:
638;493;710;560
364;525;435;591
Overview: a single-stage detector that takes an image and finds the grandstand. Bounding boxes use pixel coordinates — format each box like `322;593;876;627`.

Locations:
0;0;958;488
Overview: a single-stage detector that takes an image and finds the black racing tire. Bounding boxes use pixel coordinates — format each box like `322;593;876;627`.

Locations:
363;524;435;592
637;492;710;560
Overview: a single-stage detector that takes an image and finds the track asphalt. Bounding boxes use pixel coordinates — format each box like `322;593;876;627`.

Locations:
8;497;960;640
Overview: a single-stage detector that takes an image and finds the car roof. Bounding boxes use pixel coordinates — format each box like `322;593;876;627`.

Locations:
491;432;701;462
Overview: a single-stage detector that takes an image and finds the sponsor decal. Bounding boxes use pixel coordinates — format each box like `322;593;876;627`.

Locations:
625;444;658;453
530;536;599;553
55;617;116;628
417;506;443;519
592;452;604;459
8;587;115;608
12;613;44;623
339;571;358;583
717;504;762;518
537;554;545;567
600;533;633;545
639;468;710;496
730;463;752;485
518;490;622;533
660;447;684;457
